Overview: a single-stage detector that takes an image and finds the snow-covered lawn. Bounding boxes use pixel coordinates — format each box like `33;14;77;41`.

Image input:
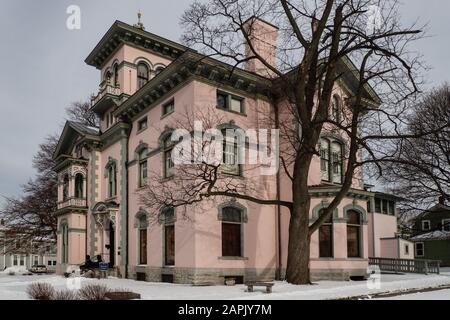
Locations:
1;269;450;300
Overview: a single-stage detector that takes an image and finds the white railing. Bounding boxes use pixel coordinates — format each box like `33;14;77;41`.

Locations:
91;82;121;107
57;198;87;210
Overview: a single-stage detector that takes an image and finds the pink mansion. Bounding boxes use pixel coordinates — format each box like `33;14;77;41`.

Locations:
53;18;413;284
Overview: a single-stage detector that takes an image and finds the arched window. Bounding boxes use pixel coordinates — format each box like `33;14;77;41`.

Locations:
319;209;333;258
221;206;244;257
331;141;343;184
222;129;241;176
105;70;112;85
320;138;344;184
331;96;341;122
74;174;84;199
154;66;165;76
347;210;361;258
113;64;119;87
137;213;148;265
138;148;148;187
163;136;174;178
107;164;117;198
161;207;175;266
62;175;70;201
137;62;149;89
320;139;330;181
61;223;69;264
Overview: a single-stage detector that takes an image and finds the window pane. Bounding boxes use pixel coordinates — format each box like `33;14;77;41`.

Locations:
222;207;242;222
139;229;147;265
230;97;243;113
347;226;360;258
388;201;395;215
374;198;381;212
320;139;330;181
319;225;333;258
138;118;148;130
222;223;241;257
165;149;174;177
443;220;450;232
217;93;228;109
162;208;175;224
165;225;175;265
137;63;149;89
382;200;388;214
331;142;342;184
347;210;360;225
163;101;174;115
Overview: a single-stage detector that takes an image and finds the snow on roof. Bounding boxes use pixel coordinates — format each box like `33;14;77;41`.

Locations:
68;121;100;136
410;230;450;241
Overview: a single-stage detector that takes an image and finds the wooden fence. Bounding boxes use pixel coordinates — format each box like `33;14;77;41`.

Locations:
369;257;441;275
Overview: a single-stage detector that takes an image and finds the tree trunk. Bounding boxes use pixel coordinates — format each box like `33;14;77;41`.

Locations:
286;197;312;284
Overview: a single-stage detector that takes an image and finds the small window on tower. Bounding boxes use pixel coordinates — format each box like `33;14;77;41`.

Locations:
138;117;148;131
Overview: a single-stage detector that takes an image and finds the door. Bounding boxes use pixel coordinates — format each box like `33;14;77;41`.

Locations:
109;221;115;267
165;225;175;266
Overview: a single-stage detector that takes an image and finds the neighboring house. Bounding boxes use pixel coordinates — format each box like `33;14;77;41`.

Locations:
53;17;405;284
410;198;450;266
0;220;57;272
367;192;414;260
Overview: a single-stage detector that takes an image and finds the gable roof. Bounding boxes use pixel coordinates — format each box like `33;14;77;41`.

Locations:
53;121;100;160
410;230;450;242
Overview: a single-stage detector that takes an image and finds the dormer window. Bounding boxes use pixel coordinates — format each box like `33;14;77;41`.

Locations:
137;62;149;89
422;220;431;231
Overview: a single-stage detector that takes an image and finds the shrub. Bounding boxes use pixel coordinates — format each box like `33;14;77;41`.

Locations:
54;290;78;300
27;283;55;300
8;271;15;276
78;284;110;300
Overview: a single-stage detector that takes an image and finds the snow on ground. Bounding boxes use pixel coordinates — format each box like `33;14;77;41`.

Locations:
380;289;450;300
1;269;450;300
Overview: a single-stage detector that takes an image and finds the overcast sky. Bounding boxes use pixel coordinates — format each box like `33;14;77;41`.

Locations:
0;0;448;205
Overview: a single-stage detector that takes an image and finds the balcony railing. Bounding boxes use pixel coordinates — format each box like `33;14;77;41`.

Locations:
91;82;121;107
57;198;87;210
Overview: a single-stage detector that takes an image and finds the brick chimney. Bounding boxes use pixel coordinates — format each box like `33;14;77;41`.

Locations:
243;17;278;78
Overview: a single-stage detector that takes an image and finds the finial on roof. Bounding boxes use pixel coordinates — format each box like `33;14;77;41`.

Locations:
133;10;145;30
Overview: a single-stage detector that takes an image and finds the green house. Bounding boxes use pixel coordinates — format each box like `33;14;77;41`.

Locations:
410;198;450;266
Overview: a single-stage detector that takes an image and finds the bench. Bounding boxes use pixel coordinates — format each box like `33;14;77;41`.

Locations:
246;282;274;294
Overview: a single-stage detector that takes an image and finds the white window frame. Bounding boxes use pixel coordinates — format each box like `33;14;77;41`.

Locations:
404;244;409;255
422;220;431;231
415;242;425;257
442;219;450;232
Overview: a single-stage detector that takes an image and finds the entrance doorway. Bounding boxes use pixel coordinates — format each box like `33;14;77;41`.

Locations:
108;221;115;267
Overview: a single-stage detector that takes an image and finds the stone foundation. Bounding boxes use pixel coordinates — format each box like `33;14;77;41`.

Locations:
127;266;368;284
128;266;277;285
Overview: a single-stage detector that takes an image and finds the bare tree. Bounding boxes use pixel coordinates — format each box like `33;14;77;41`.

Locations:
139;0;437;284
65;100;99;128
0;100;99;253
379;84;450;226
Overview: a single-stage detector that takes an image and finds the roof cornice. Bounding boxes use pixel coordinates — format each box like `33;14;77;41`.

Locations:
85;20;189;69
113;51;274;120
